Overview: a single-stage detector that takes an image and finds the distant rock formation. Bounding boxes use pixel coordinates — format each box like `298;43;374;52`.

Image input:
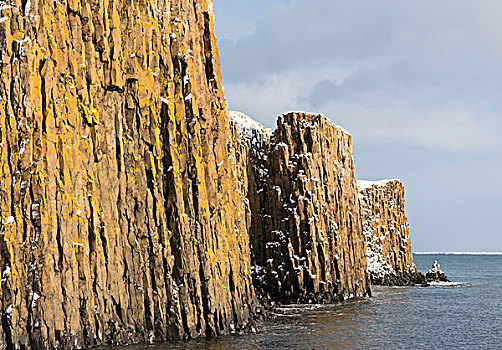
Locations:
358;180;425;286
426;261;450;282
231;112;371;303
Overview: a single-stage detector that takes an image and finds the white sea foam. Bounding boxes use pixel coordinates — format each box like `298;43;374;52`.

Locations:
428;281;465;287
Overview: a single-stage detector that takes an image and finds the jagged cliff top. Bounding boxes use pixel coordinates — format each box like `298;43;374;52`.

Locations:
279;111;352;136
230;111;352;140
357;179;402;191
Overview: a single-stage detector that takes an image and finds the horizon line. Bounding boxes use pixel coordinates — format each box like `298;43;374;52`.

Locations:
414;252;502;255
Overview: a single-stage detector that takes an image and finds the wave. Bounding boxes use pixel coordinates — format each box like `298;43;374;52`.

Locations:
414;252;502;256
428;281;465;287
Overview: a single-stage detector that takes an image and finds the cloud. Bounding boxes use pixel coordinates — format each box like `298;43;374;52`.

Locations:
224;65;501;153
214;0;289;42
215;0;502;250
217;0;502;153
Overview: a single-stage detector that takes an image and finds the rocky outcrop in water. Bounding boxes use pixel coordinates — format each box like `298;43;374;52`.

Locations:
426;261;449;282
231;112;371;303
358;180;425;286
0;0;257;347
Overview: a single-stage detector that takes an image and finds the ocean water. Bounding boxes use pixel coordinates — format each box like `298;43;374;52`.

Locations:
116;254;502;349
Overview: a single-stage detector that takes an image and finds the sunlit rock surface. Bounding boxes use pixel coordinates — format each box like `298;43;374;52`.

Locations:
0;0;257;347
231;111;371;303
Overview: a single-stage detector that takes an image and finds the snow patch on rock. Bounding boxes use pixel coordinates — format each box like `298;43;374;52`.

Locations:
230;111;272;140
363;219;394;278
3;216;15;226
357;179;400;191
428;261;443;275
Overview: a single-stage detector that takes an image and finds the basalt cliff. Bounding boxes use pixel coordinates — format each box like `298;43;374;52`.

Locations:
230;112;370;303
1;0;419;348
0;0;256;348
358;180;424;286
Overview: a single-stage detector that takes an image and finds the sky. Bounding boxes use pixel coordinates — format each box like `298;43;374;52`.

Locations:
213;0;502;253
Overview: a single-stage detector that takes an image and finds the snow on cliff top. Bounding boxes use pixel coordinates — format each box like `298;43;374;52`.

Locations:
357;179;400;191
229;111;272;139
230;110;353;140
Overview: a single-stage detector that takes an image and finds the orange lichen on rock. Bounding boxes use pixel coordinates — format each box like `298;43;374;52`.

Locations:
0;0;256;347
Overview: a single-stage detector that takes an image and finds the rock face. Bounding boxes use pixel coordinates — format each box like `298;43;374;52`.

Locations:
231;112;371;303
358;180;425;286
0;0;257;348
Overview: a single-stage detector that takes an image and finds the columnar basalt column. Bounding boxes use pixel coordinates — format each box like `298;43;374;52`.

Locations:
0;1;257;347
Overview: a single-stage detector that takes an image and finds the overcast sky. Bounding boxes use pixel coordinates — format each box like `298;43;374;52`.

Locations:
214;0;502;252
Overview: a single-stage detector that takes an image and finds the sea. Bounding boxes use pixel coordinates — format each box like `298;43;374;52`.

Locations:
115;254;502;349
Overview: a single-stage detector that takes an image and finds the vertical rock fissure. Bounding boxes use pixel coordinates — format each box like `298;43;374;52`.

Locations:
202;13;215;88
230;112;370;303
0;225;13;350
